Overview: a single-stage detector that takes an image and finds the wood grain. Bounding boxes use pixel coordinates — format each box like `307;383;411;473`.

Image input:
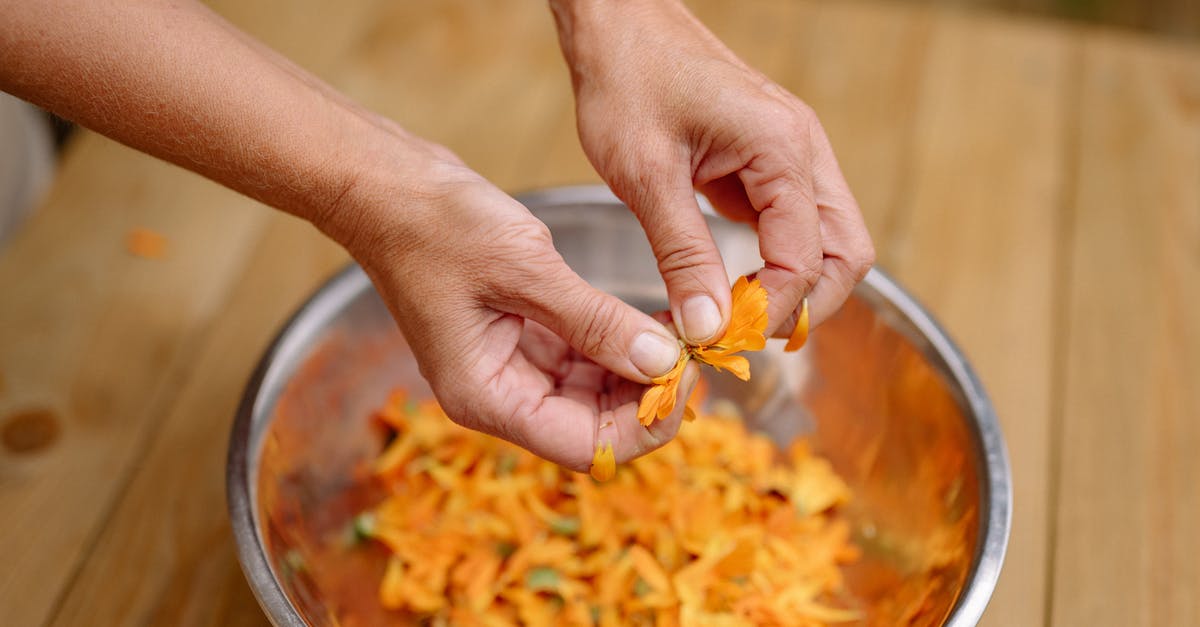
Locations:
46;211;343;627
0;142;271;626
1051;32;1200;626
773;0;935;253
886;12;1075;626
335;0;574;190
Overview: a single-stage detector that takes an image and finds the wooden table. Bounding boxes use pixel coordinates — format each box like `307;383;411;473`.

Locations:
1;1;1196;625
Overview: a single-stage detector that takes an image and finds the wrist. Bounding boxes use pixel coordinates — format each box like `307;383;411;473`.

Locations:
303;110;468;253
549;0;690;84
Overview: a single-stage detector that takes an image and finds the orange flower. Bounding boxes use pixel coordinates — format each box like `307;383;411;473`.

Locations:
702;275;770;354
636;276;769;427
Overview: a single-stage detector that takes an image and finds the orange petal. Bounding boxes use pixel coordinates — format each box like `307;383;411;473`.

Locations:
784;297;810;352
589;442;615;482
379;556;407;609
655;373;681;421
714;533;758;579
125;227;168;259
638;384;667;426
729;276;769;334
694;352;750;381
628;545;674;596
638;353;688;426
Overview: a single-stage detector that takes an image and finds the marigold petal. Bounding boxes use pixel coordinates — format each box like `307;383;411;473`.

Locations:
688;276;768;383
655;375;681;421
638;384;667;426
629;545;674;596
784;297;810;352
364;381;870;625
695;352;750;381
729;277;768;333
125;227;168;259
651;351;689;385
589;442;615;482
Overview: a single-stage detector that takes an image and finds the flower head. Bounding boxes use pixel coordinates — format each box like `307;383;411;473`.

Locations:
633;276;769;430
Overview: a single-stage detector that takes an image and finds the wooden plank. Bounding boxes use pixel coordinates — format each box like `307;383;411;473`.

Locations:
46;211;344;627
0;1;385;624
773;0;935;253
0;143;272;626
1051;33;1200;627
887;12;1075;626
334;0;571;189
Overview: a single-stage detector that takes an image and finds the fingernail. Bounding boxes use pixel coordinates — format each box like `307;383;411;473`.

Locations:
680;295;722;343
630;331;680;378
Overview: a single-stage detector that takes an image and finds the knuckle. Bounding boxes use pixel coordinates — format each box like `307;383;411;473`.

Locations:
853;242;877;280
792;252;824;292
491;218;555;252
570;293;623;359
777;308;802;335
482;224;562;302
655;231;718;278
792;99;818;125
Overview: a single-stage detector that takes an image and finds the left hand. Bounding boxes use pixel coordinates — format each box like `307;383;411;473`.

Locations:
551;0;876;342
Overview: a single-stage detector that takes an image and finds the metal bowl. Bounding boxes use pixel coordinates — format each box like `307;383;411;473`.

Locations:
228;186;1010;626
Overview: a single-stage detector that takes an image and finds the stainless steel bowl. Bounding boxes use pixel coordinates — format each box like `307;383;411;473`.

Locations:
228;186;1010;626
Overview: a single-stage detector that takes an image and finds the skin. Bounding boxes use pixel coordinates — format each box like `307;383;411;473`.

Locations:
0;0;873;472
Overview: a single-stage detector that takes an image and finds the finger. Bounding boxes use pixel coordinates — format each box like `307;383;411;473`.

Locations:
697;174;758;225
496;260;682;383
515;319;571;377
773;255;863;337
613;162;732;345
790;124;875;330
738;145;823;337
472;361;697;472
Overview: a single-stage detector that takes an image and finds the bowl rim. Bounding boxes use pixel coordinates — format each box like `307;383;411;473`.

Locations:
227;185;1011;627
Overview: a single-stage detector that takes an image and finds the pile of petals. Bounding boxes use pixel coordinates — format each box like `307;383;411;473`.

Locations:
362;390;862;626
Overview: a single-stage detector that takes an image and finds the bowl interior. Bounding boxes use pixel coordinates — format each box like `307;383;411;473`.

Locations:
234;188;1007;626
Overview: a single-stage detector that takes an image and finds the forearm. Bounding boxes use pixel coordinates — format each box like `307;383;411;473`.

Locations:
0;0;427;241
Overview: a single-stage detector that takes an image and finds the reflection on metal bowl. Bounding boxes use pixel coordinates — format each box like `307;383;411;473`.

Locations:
227;186;1010;626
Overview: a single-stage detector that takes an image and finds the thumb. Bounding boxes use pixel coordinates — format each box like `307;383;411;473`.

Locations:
506;263;683;383
614;166;732;345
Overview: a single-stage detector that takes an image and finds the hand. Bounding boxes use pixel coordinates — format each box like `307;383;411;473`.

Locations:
326;153;698;471
0;0;698;470
551;0;875;341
